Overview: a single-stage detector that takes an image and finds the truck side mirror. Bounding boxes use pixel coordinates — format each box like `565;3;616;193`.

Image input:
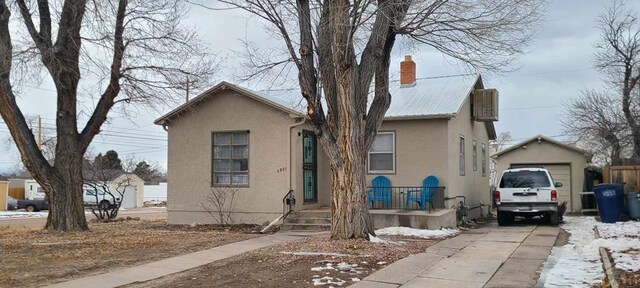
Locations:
555;182;563;188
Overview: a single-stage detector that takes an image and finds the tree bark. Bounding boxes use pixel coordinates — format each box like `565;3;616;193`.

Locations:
45;158;89;231
328;154;373;239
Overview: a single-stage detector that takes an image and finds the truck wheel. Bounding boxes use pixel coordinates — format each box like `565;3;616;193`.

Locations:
549;211;559;226
497;211;511;226
99;200;111;210
26;205;36;212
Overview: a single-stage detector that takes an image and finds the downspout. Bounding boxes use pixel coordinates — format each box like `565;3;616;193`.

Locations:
288;115;306;193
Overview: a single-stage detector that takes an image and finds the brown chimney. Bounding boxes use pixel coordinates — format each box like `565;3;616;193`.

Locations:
400;55;416;86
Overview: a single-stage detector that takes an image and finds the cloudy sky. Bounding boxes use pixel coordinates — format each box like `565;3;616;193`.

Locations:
0;0;637;172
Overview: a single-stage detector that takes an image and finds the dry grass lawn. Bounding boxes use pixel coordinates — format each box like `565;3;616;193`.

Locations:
126;232;450;288
0;219;262;288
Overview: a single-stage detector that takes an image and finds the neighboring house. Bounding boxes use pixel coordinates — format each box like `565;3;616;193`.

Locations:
83;170;145;208
156;56;499;226
492;135;592;213
0;174;8;211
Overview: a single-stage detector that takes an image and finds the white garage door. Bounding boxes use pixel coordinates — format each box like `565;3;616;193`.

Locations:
121;186;137;209
543;164;572;208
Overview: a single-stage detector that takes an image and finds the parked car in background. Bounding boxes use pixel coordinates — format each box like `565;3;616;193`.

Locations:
83;185;121;209
17;197;49;212
7;195;18;210
495;167;563;226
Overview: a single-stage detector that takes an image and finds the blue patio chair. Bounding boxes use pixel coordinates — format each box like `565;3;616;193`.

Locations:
367;176;391;208
405;176;439;210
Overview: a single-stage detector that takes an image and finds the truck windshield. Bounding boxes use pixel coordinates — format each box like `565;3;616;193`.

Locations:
499;171;551;188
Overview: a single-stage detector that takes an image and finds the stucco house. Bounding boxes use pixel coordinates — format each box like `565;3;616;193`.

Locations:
492;135;592;213
155;56;498;226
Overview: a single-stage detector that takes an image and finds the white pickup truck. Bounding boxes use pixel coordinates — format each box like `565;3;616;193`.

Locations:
495;167;563;226
83;186;121;210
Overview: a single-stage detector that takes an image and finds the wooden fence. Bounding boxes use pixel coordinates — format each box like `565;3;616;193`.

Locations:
8;187;24;199
603;165;640;192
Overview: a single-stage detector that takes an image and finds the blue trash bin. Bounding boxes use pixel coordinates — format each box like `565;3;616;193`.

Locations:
593;184;625;223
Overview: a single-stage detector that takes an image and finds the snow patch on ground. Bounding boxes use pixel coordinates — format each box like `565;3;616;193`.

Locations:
596;221;640;272
374;227;459;239
538;217;640;287
310;262;367;286
0;211;49;218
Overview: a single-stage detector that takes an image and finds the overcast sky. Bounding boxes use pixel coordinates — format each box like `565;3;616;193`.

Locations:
0;0;637;172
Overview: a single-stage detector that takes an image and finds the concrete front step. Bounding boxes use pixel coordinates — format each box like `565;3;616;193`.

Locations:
293;210;331;218
284;217;331;225
281;223;331;231
281;209;331;231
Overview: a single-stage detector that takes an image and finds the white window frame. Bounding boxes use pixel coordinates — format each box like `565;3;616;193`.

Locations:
459;135;465;176
212;131;250;187
368;131;396;173
472;140;478;171
481;143;487;177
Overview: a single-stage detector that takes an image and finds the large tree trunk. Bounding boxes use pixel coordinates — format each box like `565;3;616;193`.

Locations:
44;168;89;231
328;146;373;239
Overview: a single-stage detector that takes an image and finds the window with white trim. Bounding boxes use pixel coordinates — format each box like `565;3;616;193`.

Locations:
212;131;249;185
459;136;465;176
368;132;395;173
482;143;487;177
473;140;478;171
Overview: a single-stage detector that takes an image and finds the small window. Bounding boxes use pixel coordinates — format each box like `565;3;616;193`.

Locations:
459;136;465;176
212;131;249;186
481;143;487;177
368;132;395;173
472;140;478;171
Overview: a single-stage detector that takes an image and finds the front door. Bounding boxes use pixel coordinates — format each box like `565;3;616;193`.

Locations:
302;130;317;203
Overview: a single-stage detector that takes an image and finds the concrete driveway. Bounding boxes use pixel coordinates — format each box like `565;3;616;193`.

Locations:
352;221;559;288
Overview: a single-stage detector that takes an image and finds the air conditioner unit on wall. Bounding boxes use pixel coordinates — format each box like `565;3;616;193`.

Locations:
473;89;499;122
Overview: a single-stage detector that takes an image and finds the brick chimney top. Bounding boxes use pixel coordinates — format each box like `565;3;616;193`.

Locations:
400;55;416;87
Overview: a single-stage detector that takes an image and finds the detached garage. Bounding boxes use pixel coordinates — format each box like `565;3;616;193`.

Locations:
83;170;145;209
493;135;592;212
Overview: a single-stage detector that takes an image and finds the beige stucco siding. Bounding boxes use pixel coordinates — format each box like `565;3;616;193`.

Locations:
366;119;449;188
446;96;491;217
166;90;296;225
494;140;588;212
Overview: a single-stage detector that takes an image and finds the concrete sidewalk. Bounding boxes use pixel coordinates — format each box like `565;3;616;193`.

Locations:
46;232;309;288
351;223;559;288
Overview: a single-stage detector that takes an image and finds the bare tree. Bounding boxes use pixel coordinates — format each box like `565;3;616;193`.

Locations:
84;169;133;222
0;0;216;231
205;0;544;239
595;0;640;158
201;185;239;227
561;89;630;163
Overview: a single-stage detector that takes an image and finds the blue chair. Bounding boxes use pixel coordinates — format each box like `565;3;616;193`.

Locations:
367;176;391;208
405;176;438;210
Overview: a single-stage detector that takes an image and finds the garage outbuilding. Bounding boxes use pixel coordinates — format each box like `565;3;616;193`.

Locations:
492;135;592;212
83;170;145;209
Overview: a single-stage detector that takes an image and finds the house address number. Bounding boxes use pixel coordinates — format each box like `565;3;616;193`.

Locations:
277;167;287;173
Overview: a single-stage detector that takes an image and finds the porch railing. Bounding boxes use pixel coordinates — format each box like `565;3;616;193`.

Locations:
366;186;446;210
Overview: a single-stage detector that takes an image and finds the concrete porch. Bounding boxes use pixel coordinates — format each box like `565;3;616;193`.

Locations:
370;209;457;230
284;207;457;231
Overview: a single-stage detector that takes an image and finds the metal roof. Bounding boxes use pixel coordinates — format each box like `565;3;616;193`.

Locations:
254;73;481;119
156;74;482;124
385;74;480;119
